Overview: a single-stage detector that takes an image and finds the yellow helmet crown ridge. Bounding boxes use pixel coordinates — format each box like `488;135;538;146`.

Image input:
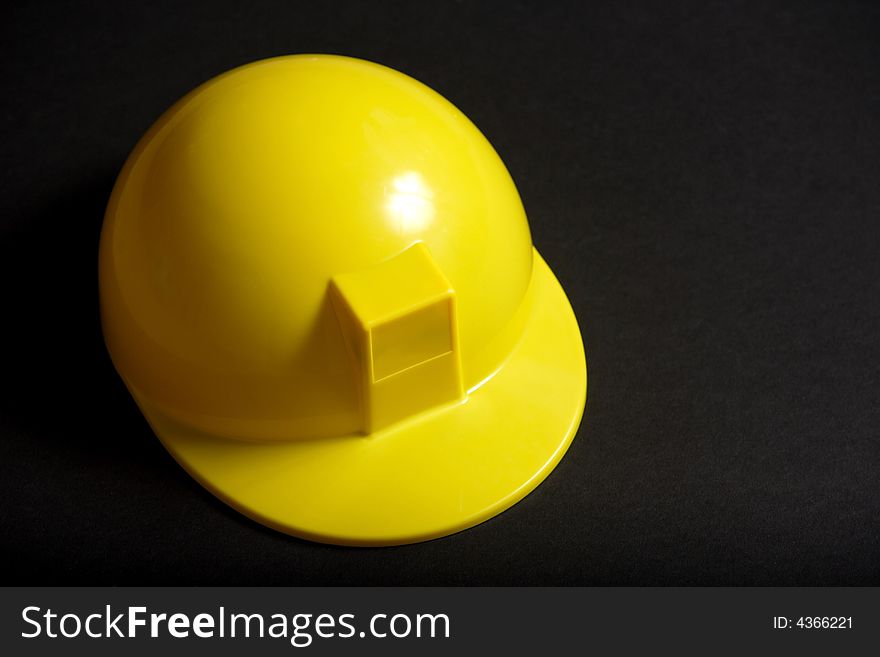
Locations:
100;54;587;546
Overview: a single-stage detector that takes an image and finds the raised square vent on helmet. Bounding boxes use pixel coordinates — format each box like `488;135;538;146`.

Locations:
329;242;465;432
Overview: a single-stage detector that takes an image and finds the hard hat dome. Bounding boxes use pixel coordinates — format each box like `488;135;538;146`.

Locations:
100;55;534;441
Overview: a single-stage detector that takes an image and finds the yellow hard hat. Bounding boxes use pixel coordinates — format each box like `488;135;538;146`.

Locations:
99;54;587;546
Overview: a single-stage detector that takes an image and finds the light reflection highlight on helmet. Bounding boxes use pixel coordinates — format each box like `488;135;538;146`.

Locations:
385;172;435;233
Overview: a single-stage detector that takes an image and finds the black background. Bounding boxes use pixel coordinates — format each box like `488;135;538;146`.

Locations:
2;0;878;585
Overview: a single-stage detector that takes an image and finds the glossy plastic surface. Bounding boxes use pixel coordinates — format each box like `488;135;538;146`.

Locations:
99;55;587;545
331;242;465;432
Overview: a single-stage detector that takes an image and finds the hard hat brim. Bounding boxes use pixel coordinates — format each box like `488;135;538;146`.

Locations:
133;249;587;546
